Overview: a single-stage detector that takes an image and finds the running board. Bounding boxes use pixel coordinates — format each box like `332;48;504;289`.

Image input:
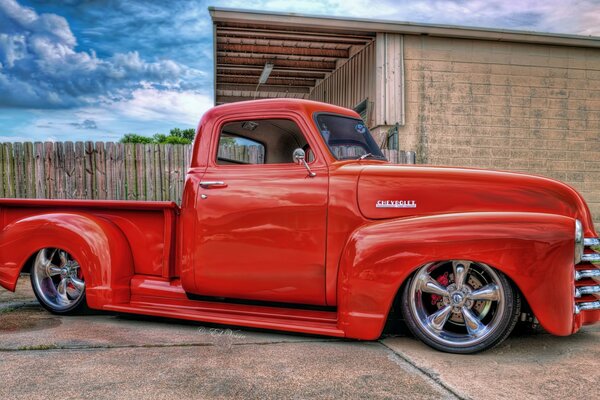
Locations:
102;275;343;337
103;302;343;337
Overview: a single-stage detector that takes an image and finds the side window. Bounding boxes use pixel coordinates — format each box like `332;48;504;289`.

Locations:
217;119;311;165
218;134;265;165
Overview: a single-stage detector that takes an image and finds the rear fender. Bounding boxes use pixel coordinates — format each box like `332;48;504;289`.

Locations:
0;213;134;308
337;212;575;339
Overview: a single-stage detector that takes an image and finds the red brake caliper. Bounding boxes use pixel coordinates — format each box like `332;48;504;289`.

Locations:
431;272;449;305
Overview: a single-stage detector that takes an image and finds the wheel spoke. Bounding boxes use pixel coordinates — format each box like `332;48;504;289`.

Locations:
56;278;70;305
468;284;500;301
59;251;68;267
461;307;485;336
452;261;470;289
426;305;453;331
418;274;450;297
70;276;85;291
42;248;57;266
47;265;62;276
37;249;59;277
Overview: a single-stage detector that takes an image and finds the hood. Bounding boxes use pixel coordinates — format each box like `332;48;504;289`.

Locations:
356;164;597;237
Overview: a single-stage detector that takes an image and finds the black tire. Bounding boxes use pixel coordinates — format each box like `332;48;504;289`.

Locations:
400;260;521;354
30;248;89;315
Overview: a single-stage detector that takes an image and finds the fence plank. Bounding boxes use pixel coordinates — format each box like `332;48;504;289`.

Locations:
105;142;115;200
74;142;85;199
34;142;45;198
95;142;107;200
145;145;155;201
124;144;136;200
3;143;15;197
24;142;35;198
167;145;175;203
84;141;94;199
64;142;75;199
135;143;145;201
115;143;125;200
0;144;4;198
55;142;63;199
154;144;163;201
13;142;25;198
44;142;55;199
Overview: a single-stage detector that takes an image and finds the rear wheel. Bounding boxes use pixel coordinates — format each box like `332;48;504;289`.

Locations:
30;248;87;314
401;260;520;354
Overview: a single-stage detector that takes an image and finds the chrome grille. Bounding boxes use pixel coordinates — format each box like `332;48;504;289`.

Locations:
574;237;600;315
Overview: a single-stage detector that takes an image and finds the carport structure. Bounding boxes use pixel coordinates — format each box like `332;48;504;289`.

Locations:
211;10;375;106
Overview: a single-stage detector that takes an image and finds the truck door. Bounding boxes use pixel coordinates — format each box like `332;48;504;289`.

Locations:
191;115;329;305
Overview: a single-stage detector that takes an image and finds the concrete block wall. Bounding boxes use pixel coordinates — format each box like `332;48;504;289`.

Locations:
399;35;600;228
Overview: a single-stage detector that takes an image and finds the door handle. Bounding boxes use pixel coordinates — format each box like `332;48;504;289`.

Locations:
200;181;227;189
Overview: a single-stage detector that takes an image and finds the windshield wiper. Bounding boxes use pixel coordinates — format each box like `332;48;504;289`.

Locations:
358;153;373;160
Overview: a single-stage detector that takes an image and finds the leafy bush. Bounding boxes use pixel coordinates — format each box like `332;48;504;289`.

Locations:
120;128;195;144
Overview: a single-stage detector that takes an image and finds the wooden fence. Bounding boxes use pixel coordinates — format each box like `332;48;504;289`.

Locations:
0;142;414;203
0;142;192;203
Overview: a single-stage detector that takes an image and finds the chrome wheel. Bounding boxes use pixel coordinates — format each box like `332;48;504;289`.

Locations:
402;260;520;353
31;248;86;312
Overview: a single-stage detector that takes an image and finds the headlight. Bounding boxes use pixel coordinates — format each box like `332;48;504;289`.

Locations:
575;219;584;264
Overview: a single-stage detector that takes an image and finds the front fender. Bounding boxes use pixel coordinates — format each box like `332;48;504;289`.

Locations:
0;213;134;308
337;212;575;340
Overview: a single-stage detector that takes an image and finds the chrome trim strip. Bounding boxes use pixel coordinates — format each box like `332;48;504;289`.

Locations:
575;300;600;314
575;285;600;298
582;253;600;263
575;269;600;280
584;238;600;247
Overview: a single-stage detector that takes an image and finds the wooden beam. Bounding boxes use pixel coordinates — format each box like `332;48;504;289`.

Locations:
217;84;311;93
217;42;349;58
218;75;316;86
217;57;336;70
217;51;340;62
217;66;327;79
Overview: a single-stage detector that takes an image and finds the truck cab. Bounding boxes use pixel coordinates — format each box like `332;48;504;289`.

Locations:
180;100;385;306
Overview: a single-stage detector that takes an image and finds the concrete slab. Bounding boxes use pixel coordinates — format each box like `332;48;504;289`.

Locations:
383;327;600;400
1;277;453;399
0;275;37;305
0;342;452;400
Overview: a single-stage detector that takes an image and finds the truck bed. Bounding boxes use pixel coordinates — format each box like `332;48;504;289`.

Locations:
0;199;179;285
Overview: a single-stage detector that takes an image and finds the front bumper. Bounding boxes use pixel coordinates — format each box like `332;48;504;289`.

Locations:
574;238;600;320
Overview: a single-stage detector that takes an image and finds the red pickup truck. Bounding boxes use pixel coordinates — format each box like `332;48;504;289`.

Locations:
1;99;599;353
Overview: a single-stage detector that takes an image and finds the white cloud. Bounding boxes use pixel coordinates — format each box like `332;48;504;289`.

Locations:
109;88;213;125
0;0;204;109
19;89;212;140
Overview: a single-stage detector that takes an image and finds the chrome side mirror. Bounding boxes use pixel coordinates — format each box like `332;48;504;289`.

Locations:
293;148;316;177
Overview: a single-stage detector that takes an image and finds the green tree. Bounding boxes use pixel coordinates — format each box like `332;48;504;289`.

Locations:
120;128;195;144
169;128;195;141
120;133;154;144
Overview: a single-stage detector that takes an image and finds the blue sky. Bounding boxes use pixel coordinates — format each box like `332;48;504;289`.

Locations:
0;0;599;142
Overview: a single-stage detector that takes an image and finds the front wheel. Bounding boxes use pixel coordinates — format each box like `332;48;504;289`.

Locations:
401;260;521;354
30;248;88;314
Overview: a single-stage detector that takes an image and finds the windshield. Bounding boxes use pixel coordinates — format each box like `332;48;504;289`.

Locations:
315;114;386;161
